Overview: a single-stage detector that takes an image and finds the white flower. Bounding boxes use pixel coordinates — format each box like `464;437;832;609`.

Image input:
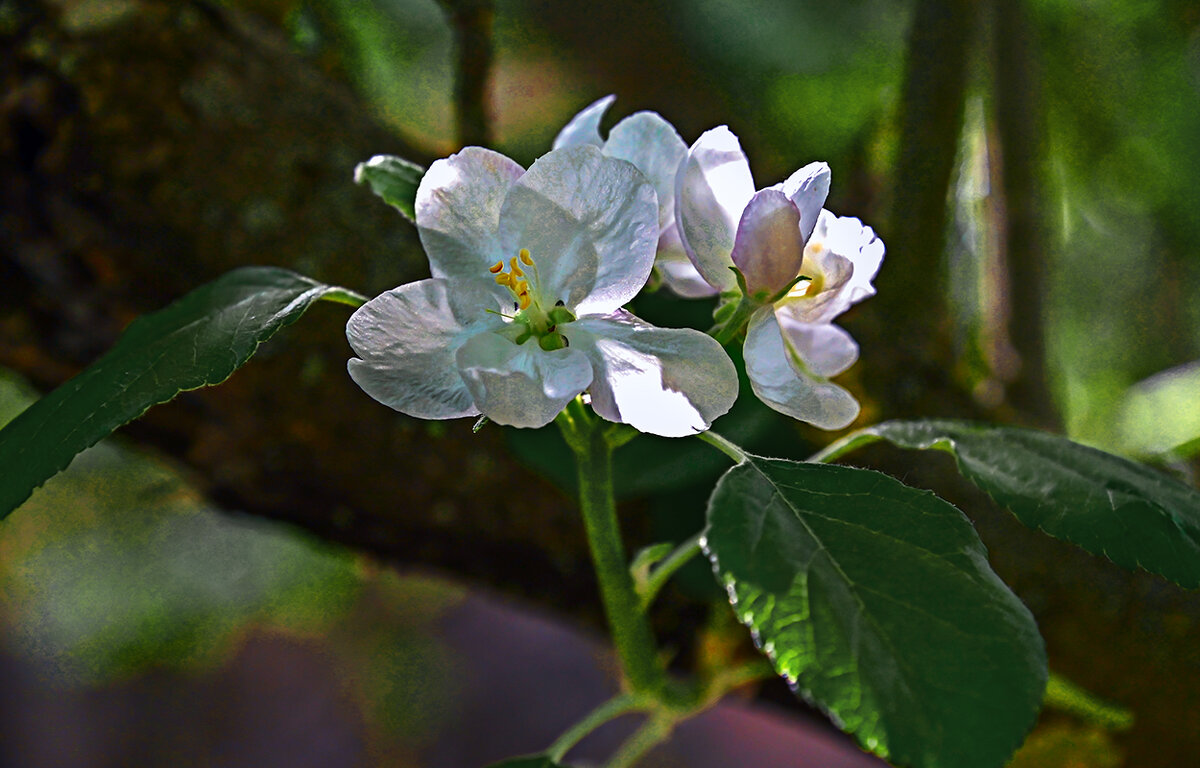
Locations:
347;144;739;437
675;126;884;430
554;95;716;298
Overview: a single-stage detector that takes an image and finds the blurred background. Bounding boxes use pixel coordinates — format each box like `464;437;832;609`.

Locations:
1;0;1198;765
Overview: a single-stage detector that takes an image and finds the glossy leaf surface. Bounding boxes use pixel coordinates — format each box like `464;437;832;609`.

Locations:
354;154;425;220
705;457;1046;768
866;420;1200;588
0;267;364;519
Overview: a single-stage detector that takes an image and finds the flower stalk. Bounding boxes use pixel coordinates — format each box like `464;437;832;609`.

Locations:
559;405;666;696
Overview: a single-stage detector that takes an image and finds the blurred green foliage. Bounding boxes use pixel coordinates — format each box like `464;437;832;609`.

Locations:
0;370;360;681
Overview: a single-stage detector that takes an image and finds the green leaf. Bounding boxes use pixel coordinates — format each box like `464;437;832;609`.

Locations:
704;457;1046;768
354;154;425;220
865;420;1200;589
0;266;365;520
1118;361;1200;457
484;758;568;768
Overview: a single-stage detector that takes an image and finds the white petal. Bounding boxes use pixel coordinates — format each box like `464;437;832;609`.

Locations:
603;112;688;232
346;279;486;420
656;224;720;298
781;244;856;323
416;147;524;296
777;313;859;378
823;213;885;303
498;145;659;316
674;126;756;292
566;310;739;437
744;308;859;430
455;332;593;428
729;188;804;298
781;162;831;243
553;94;616;150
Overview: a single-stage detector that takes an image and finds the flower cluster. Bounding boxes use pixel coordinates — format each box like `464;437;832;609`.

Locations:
347;98;884;435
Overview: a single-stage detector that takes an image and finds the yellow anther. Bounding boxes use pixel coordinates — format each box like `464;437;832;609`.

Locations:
509;257;525;277
517;291;532;310
488;260;504;274
495;273;513;287
519;248;533;266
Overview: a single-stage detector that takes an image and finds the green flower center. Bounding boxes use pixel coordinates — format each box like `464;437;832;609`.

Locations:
489;248;575;351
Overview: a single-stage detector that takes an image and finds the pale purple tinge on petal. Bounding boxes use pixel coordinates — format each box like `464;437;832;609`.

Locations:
416;147;524;298
656;225;720;298
743;308;860;430
776;312;859;378
346;279;487;420
499;145;658;316
675;126;756;293
603;112;688;232
729;189;805;298
781;162;831;244
567;310;739;437
552;94;616;150
455;331;594;428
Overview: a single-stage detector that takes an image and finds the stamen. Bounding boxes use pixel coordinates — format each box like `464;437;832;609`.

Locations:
488;260;504;274
519;248;533;266
495;273;513;287
509;257;524;277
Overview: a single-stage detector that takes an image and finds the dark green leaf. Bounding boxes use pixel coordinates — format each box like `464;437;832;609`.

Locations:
866;420;1200;588
354;154;425;221
705;457;1046;768
484;757;568;768
0;267;365;519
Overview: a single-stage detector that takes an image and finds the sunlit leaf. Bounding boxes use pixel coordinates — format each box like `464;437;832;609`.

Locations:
355;154;425;221
704;457;1046;768
1118;361;1200;458
865;420;1200;589
0;267;365;519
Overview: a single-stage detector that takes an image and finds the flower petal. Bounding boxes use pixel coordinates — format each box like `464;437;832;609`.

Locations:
498;145;659;316
566;310;739;437
744;308;859;430
780;245;856;324
781;161;831;243
416;147;524;296
777;312;859;378
455;331;594;428
553;94;616;149
603;111;688;232
656;224;720;298
675;126;756;292
346;279;487;420
820;212;885;303
729;188;805;298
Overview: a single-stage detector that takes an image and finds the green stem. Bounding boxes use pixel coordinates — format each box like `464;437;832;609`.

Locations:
606;713;675;768
711;297;760;346
547;692;652;763
1044;672;1134;731
805;428;883;464
696;431;748;462
560;410;665;694
639;533;703;610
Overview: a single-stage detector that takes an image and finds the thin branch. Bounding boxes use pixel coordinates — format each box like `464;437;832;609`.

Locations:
436;0;494;147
